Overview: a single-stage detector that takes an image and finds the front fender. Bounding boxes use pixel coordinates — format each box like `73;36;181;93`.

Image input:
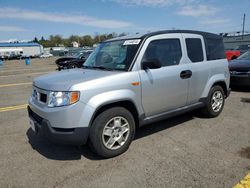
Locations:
79;89;142;128
87;89;137;108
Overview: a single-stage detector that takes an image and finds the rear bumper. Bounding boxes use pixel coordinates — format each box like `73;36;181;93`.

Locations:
28;106;89;145
230;75;250;87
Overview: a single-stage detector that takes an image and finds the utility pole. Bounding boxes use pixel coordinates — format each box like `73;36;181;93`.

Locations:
242;13;246;40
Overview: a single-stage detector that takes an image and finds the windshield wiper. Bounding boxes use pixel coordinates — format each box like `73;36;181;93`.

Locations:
92;66;114;71
82;65;114;71
91;66;114;71
82;65;92;69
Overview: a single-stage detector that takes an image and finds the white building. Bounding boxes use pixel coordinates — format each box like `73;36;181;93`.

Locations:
0;42;43;58
72;41;79;48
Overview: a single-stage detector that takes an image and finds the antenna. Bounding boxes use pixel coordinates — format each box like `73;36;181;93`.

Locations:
242;13;246;40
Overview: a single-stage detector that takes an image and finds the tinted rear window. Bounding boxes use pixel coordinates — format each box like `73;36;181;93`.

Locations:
206;38;225;60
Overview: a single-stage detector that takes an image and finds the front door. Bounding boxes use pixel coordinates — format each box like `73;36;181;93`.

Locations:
138;34;189;117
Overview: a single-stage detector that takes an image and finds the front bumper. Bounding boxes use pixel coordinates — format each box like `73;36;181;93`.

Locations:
28;106;89;145
230;74;250;86
57;65;67;71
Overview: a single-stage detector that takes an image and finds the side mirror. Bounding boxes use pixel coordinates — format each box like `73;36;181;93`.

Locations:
142;59;161;70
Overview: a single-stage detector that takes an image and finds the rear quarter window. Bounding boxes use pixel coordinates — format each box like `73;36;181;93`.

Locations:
206;38;225;60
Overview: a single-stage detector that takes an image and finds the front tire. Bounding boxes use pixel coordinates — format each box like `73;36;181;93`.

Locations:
68;63;78;69
201;85;225;118
89;107;135;158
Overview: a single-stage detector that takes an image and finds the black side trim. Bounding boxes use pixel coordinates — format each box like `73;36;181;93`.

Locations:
139;102;204;126
89;99;139;127
199;97;207;104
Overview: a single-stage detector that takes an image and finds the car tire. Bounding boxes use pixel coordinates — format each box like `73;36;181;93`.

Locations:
201;85;225;118
89;107;135;158
68;63;78;69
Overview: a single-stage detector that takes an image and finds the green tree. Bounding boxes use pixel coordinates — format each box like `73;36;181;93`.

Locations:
49;35;63;46
36;32;124;48
40;36;45;42
118;32;127;37
81;35;94;47
69;35;80;44
33;37;38;43
62;38;71;47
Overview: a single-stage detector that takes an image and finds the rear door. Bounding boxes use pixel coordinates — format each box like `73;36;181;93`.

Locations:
137;34;190;117
182;34;210;104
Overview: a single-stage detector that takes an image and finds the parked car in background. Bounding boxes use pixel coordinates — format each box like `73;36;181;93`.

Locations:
7;53;22;60
234;44;250;54
28;30;230;158
55;50;93;70
0;48;23;60
40;53;53;58
229;51;250;87
225;50;241;61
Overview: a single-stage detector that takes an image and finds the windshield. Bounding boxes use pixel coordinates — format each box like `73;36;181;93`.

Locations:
73;52;86;59
84;39;141;71
73;52;82;59
238;51;250;60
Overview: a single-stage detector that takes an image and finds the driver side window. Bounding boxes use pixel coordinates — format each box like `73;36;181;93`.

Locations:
143;39;182;67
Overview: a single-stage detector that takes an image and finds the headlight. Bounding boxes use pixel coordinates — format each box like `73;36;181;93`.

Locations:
48;91;80;107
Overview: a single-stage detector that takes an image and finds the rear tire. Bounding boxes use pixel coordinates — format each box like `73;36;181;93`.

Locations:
89;107;135;158
201;85;225;118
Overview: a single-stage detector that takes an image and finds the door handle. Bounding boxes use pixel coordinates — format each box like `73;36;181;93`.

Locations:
180;70;192;79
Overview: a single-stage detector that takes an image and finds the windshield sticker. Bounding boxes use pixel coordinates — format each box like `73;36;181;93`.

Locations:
123;39;141;45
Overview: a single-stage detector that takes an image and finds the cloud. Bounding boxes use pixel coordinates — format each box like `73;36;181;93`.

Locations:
0;26;26;32
176;4;231;29
0;7;133;29
199;18;230;25
177;5;218;17
106;0;196;7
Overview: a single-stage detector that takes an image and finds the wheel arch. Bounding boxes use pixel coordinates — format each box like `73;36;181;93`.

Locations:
201;73;229;99
89;100;140;129
212;81;228;97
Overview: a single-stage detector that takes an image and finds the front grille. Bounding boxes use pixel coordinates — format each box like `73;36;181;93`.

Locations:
28;107;43;125
230;71;250;76
32;86;48;104
40;93;47;103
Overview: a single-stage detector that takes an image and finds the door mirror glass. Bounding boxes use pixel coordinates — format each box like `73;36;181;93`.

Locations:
142;59;161;70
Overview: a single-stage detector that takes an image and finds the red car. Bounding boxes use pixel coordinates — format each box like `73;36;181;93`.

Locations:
225;50;240;61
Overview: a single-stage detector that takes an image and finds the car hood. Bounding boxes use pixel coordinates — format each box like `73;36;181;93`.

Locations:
229;60;250;72
33;69;120;91
55;57;76;64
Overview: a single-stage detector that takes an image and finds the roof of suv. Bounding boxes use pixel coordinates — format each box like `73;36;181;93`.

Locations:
106;30;222;42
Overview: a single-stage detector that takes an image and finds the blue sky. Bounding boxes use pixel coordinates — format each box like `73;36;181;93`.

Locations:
0;0;249;41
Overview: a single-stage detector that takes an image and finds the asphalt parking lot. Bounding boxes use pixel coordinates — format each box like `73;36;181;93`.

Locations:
0;58;249;188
